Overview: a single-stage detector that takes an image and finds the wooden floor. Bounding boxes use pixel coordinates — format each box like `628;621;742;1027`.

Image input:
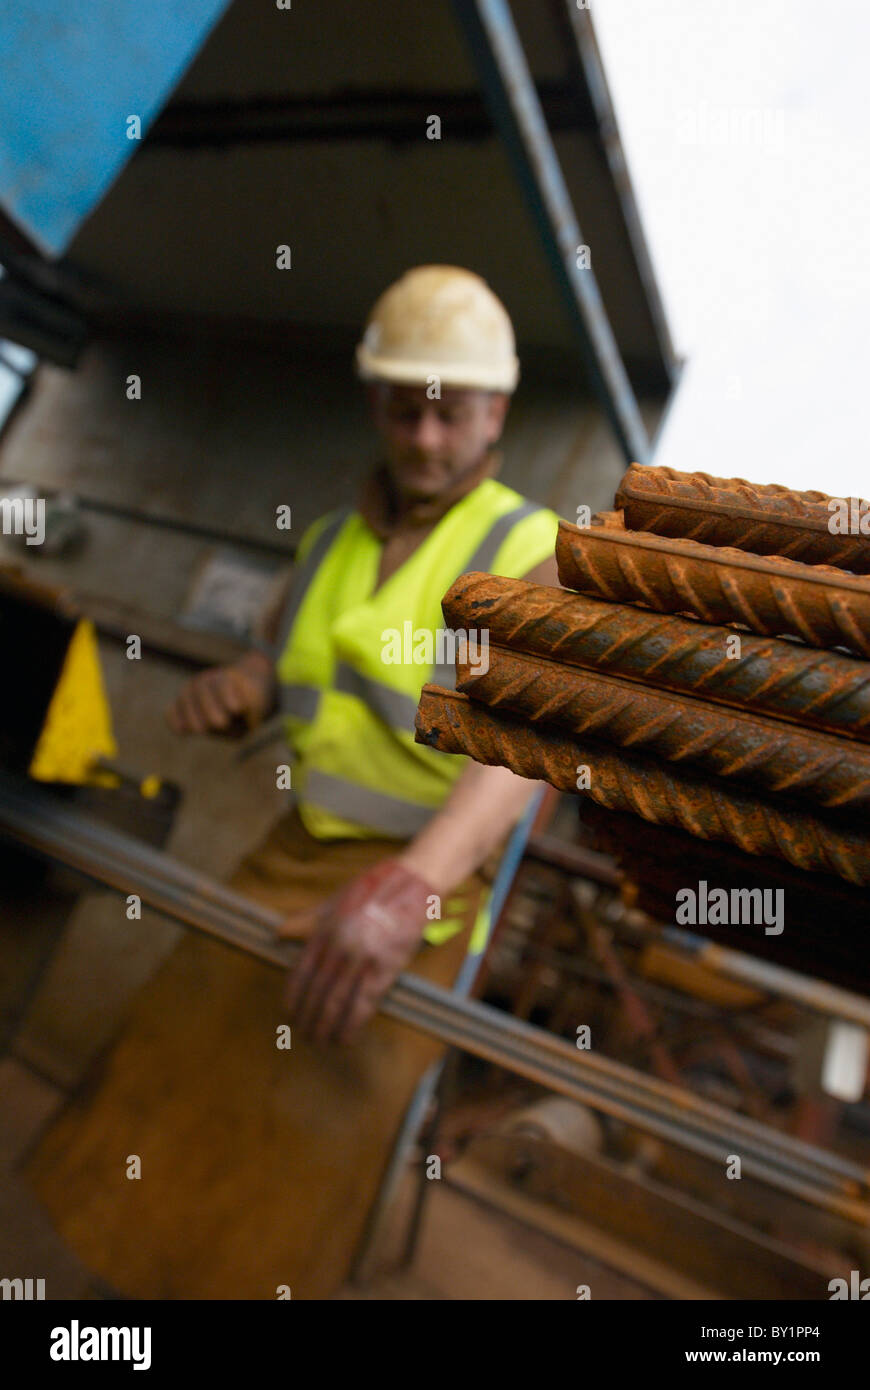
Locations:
2;1052;659;1302
335;1171;661;1301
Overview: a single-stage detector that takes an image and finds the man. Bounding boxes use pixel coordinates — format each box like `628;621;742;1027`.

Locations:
27;267;562;1299
169;264;560;1044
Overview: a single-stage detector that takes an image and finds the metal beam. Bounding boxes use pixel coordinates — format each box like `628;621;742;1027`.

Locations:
149;82;596;149
450;0;650;463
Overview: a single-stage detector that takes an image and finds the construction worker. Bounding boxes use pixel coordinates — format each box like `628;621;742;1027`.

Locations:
26;266;562;1298
169;264;560;1042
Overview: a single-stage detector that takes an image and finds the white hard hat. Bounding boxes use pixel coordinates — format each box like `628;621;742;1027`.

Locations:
355;265;520;393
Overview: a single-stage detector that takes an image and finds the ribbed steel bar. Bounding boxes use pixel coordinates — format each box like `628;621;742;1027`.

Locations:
616;464;870;573
3;774;864;1215
416;688;870;885
555;519;870;655
456;643;870;810
620;467;848;503
442;572;870;742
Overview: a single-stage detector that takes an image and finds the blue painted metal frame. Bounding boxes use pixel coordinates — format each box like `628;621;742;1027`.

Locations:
0;0;230;256
450;0;650;465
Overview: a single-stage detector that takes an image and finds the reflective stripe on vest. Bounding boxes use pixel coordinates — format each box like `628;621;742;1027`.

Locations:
302;769;435;837
275;508;352;656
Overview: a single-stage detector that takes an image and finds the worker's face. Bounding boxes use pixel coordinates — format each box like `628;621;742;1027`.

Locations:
367;383;510;499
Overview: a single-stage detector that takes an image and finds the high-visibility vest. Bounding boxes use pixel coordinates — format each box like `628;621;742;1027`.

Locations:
274;477;559;949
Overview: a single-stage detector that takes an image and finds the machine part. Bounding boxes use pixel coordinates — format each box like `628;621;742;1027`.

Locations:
576;802;870;995
523;830;621;886
416;688;870;885
442;572;870;742
355;264;519;392
92;758;162;799
616;464;870;574
0;566;105;777
450;1134;840;1301
1;770;867;1220
821;1023;870;1103
555;518;870;655
524;811;870;1022
351;790;544;1285
457;643;870;809
27;618;118;785
500;1097;604;1155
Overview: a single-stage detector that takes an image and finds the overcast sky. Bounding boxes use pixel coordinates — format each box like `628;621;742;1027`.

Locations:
592;0;868;497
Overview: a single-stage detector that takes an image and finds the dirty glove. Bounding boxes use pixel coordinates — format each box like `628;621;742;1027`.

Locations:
282;858;436;1045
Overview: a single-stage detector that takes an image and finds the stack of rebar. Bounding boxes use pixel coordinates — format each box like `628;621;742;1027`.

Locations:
416;465;870;984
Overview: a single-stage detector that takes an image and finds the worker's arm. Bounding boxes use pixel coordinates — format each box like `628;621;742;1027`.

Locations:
394;549;559;891
283;759;543;1045
396;759;541;895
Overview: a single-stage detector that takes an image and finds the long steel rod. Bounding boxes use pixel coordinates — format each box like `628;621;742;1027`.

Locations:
1;773;867;1219
616;463;870;573
416;687;870;886
555;518;870;656
0;773;854;1180
456;643;870;810
442;571;870;743
0;773;855;1180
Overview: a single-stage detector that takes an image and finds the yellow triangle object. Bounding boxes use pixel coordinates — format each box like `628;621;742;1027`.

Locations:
28;618;118;785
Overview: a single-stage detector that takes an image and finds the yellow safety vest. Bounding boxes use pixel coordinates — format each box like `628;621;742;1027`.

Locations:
273;477;559;949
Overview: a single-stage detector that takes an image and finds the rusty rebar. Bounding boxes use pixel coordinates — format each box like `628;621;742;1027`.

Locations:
577;802;870;996
442;572;870;742
616;464;870;573
555;519;870;656
415;688;870;885
456;644;870;810
577;800;870;933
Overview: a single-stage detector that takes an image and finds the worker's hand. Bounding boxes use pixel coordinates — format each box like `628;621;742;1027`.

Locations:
166;656;274;736
280;859;437;1045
